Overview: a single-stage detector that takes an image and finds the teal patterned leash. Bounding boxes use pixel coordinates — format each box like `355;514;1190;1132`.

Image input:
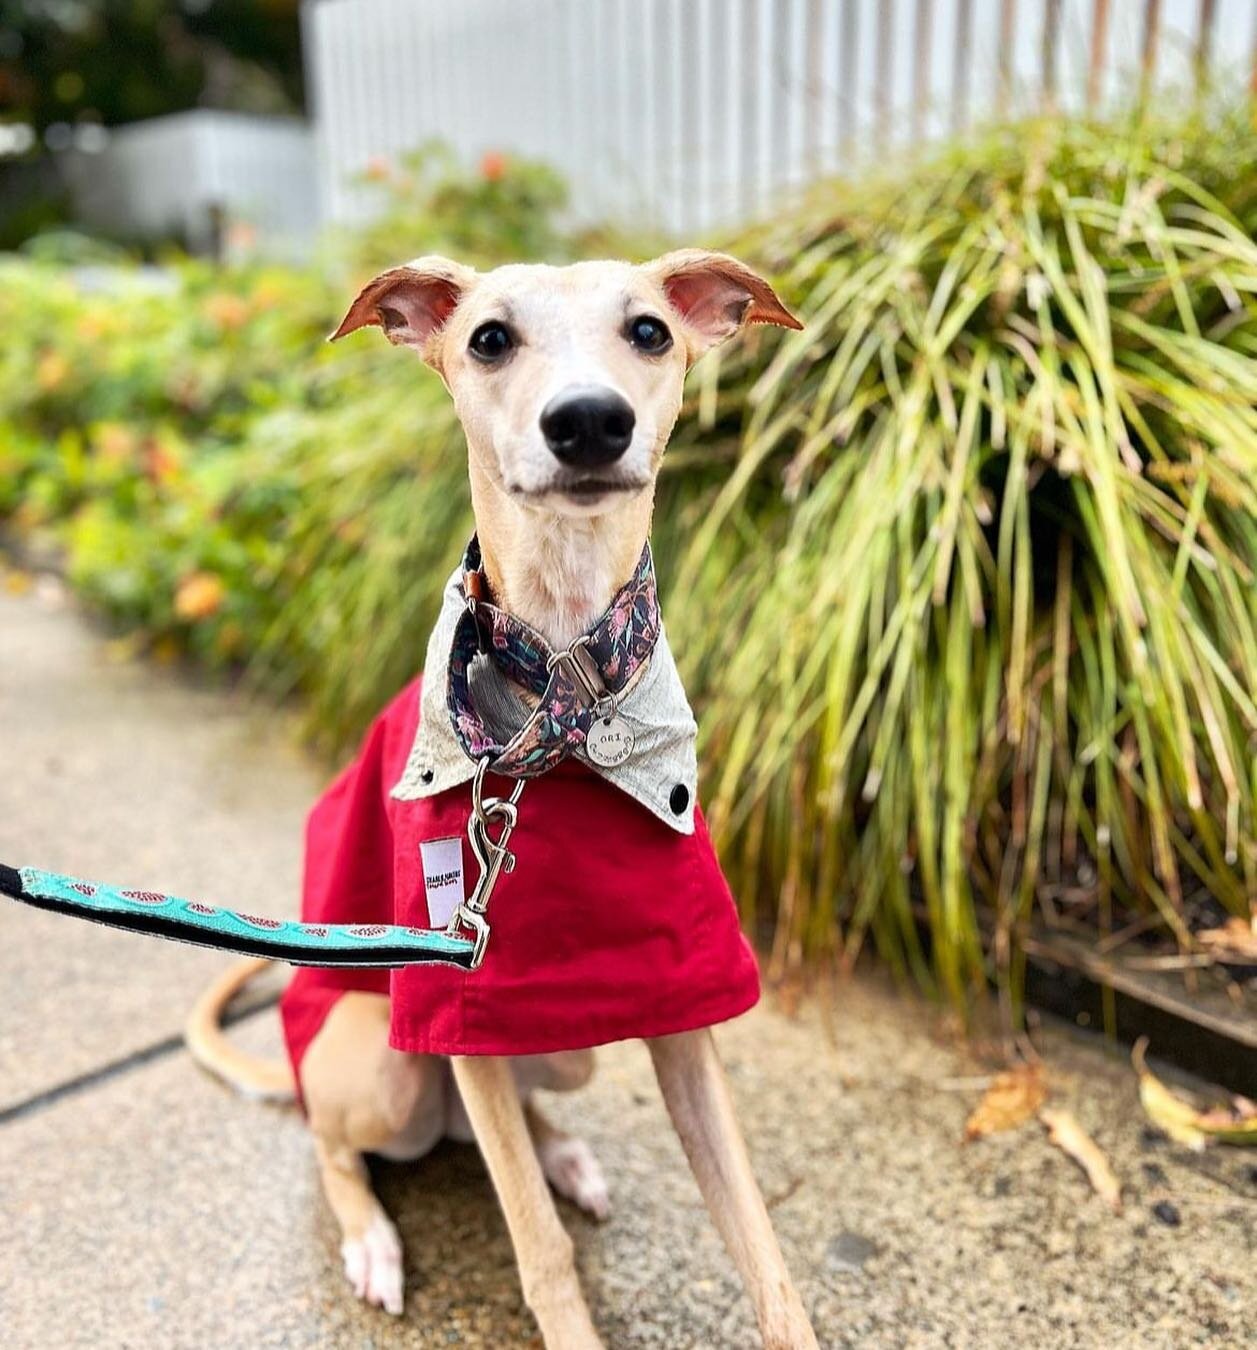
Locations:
0;537;646;970
0;862;475;969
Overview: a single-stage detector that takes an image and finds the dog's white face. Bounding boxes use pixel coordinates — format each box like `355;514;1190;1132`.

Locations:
439;260;685;517
333;250;801;520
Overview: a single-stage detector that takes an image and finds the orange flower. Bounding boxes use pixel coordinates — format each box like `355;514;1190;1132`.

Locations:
95;422;137;462
36;351;70;391
174;571;225;621
480;150;507;182
145;437;181;485
204;293;251;331
364;154;394;182
76;311;115;341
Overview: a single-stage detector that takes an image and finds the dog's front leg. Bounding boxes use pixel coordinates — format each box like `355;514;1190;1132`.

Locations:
452;1055;604;1349
648;1029;818;1349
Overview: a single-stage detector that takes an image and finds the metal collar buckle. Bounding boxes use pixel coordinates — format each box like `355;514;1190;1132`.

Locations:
546;635;634;768
546;635;615;715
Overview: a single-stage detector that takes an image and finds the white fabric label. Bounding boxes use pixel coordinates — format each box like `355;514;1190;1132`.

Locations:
419;836;465;928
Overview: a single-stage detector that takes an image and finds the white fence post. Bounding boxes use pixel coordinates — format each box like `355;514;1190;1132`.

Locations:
303;0;1257;237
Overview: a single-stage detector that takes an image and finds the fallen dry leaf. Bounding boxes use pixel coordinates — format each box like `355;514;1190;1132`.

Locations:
1134;1039;1257;1149
1196;1098;1257;1130
103;634;143;664
964;1062;1048;1140
1040;1107;1123;1212
1135;1045;1210;1150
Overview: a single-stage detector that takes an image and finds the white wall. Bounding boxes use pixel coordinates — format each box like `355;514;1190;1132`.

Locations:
60;111;319;257
305;0;1256;237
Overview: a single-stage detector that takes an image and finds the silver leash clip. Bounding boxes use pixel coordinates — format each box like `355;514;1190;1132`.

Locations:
448;756;524;968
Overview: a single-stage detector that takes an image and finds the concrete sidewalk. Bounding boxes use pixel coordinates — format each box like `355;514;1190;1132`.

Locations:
1;580;1253;1349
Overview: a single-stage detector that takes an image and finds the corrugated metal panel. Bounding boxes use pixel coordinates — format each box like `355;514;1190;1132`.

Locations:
305;0;1257;235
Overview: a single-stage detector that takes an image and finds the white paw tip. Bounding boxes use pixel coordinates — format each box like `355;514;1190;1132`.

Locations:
341;1213;405;1315
540;1136;612;1222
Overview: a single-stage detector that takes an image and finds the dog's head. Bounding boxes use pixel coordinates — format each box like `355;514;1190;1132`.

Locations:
332;251;801;518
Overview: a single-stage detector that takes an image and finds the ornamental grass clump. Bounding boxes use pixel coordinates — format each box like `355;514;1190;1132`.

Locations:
663;112;1257;1012
3;113;1253;1022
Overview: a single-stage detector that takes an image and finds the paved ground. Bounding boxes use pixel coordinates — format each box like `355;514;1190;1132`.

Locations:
1;577;1254;1349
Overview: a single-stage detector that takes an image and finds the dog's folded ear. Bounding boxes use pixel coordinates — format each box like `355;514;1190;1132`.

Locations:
330;256;478;356
643;249;802;360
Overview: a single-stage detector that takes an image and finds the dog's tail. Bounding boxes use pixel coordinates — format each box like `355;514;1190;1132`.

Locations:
185;958;296;1102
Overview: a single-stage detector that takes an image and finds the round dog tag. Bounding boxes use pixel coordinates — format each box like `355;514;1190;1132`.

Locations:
585;715;634;767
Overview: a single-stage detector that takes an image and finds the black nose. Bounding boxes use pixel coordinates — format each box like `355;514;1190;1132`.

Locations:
539;388;636;467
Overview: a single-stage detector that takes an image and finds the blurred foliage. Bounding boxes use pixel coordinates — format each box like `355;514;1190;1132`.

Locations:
2;115;1255;1020
0;0;302;131
349;144;572;271
0;148;585;719
345;143;663;273
666;108;1257;1007
0;258;333;667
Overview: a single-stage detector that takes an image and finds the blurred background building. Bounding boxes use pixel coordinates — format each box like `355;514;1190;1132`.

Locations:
57;109;316;256
1;0;1255;256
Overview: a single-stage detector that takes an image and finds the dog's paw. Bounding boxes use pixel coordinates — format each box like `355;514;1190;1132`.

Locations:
341;1212;405;1316
537;1134;611;1221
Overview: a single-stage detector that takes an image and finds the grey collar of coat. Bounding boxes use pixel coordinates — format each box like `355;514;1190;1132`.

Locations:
391;566;698;834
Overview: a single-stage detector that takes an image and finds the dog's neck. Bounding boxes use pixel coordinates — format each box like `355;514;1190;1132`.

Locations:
468;458;655;650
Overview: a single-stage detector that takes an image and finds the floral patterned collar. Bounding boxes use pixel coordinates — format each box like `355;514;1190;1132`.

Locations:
447;535;661;777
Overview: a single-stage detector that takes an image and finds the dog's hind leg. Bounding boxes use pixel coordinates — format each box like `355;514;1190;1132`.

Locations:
313;1137;406;1315
446;1051;610;1220
524;1098;611;1221
302;992;444;1317
648;1028;818;1350
453;1054;605;1349
510;1050;610;1221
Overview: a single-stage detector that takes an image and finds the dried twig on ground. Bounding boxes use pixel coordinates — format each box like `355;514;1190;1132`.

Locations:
1039;1108;1123;1212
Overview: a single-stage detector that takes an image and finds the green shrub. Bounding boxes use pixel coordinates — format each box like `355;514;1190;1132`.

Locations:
666;110;1257;1006
2;115;1254;1019
0;257;338;663
0;149;578;688
347;142;573;271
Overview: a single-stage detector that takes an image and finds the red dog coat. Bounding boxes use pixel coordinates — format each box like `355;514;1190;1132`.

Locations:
280;678;761;1082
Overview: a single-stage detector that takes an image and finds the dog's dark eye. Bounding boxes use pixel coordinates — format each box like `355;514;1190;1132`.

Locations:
469;321;513;362
628;315;672;354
